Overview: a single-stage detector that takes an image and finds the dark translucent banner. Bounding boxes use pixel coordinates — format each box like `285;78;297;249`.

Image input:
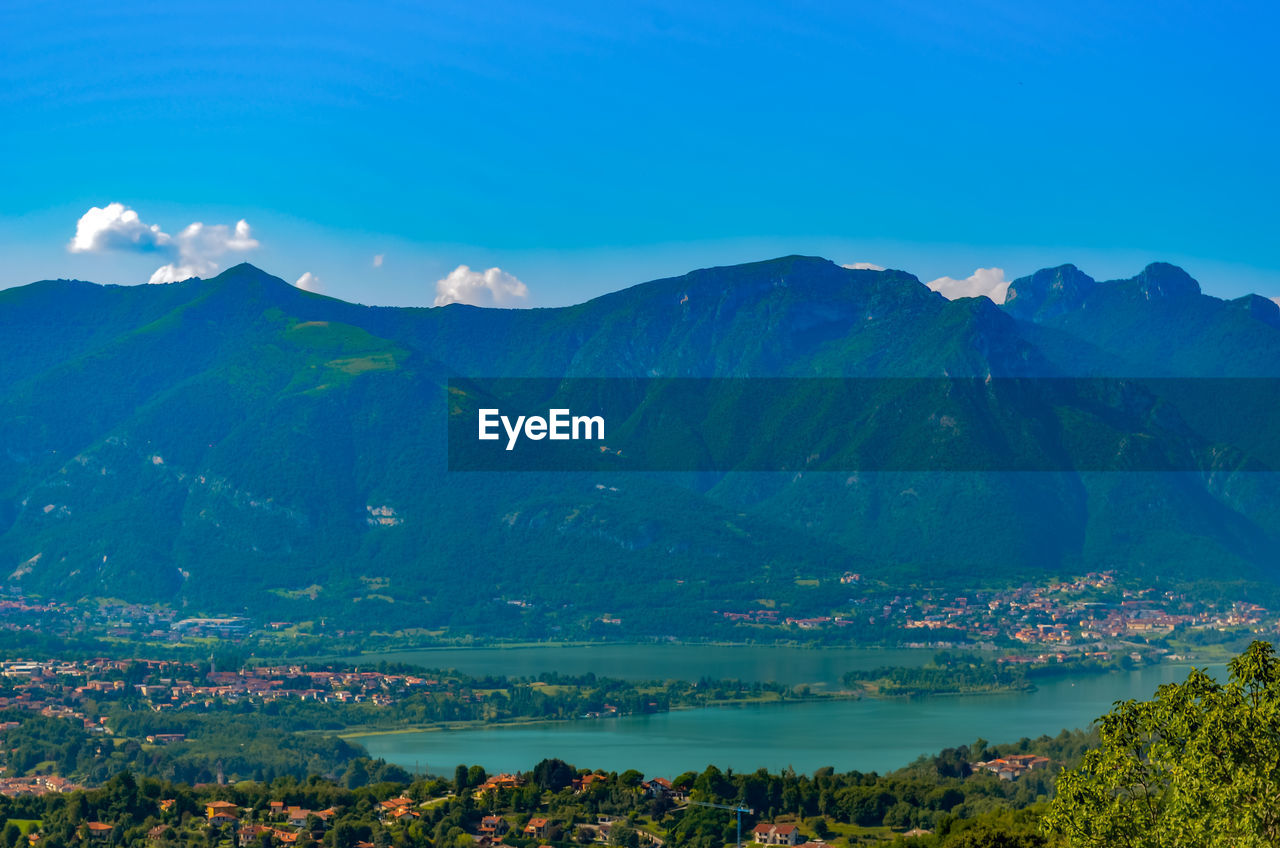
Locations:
446;378;1280;472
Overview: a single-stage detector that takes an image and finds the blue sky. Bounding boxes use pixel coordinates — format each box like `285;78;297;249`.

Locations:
1;0;1277;306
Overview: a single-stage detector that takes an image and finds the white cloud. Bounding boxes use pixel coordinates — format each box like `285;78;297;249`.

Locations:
926;267;1011;303
842;262;885;271
295;272;323;293
147;264;208;285
372;254;384;268
68;203;260;284
433;265;529;307
69;203;171;253
147;220;260;284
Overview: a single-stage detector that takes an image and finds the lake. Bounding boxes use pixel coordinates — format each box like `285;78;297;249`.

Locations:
348;645;1225;777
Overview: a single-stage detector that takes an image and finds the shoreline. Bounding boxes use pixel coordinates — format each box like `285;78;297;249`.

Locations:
334;680;1064;741
336;693;869;739
337;658;1211;741
318;640;936;659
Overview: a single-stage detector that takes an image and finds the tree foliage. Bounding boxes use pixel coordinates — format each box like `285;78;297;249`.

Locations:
1046;640;1280;847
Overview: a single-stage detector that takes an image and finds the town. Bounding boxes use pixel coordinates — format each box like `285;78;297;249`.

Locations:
0;656;441;721
0;571;1271;660
715;571;1272;659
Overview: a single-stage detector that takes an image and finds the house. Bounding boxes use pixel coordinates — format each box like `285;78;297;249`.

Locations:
642;778;673;798
284;806;334;829
158;799;176;814
379;798;414;821
972;755;1051;780
476;774;523;795
572;773;607;792
1004;754;1051;771
479;816;509;836
524;818;550;839
752;824;799;846
236;825;272;847
85;823;113;841
146;825;171;843
207;802;241;825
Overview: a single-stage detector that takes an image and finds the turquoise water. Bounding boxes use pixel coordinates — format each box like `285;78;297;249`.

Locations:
351;647;1225;777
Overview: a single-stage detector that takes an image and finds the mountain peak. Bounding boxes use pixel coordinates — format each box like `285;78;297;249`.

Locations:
210;262;277;282
1228;293;1280;330
1003;264;1097;321
1132;262;1200;300
592;254;917;311
685;254;841;281
202;263;298;296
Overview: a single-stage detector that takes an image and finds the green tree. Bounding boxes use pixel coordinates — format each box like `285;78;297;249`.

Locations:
531;759;574;792
331;821;357;848
883;801;915;830
618;770;643;789
943;823;1048;847
1045;640;1280;846
608;824;640;848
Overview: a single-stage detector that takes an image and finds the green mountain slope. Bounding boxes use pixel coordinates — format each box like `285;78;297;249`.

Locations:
0;257;1277;636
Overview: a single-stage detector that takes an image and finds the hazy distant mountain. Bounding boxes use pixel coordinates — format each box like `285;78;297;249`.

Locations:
2;257;1278;637
1004;262;1280;376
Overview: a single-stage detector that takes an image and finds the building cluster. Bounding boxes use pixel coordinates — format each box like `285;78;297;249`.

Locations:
170;618;251;638
0;595;180;640
186;665;442;707
0;661;120;732
971;754;1052;781
0;774;82;798
717;571;1277;649
0;658;462;717
0;593;268;644
77;799;350;846
466;772;693;846
750;822;828;848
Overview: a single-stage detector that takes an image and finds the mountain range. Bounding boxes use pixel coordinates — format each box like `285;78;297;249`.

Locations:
2;256;1278;637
